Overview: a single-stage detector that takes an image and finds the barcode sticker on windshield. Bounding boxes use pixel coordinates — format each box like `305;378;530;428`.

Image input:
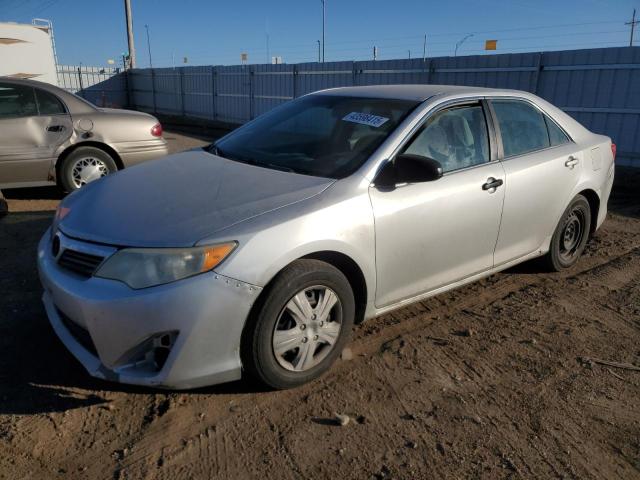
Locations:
342;112;389;128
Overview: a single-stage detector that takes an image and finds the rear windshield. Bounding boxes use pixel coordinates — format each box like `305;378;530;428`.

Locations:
210;95;419;178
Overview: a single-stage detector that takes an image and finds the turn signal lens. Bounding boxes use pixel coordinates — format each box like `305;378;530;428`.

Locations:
201;243;237;272
55;205;71;221
151;123;163;137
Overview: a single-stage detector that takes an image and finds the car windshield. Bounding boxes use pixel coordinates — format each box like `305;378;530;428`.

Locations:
209;95;419;178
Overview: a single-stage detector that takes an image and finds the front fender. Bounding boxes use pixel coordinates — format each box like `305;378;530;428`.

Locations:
209;188;377;307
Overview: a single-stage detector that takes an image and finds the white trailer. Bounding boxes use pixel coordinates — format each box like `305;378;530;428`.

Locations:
0;19;58;86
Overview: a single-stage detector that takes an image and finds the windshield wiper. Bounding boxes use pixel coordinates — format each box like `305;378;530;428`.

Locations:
264;163;295;173
211;145;255;165
209;146;298;174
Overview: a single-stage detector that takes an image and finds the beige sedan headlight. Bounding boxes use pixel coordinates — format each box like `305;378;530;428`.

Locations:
95;243;236;289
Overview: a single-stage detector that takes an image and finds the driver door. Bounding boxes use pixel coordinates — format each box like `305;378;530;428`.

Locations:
369;100;506;308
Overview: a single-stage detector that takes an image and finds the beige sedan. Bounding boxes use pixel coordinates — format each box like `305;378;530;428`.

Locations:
0;77;168;191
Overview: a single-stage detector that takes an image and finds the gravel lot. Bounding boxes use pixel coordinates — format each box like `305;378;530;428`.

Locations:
1;130;639;479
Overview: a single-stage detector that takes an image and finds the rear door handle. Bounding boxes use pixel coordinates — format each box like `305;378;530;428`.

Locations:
565;155;579;168
482;177;503;191
46;125;65;132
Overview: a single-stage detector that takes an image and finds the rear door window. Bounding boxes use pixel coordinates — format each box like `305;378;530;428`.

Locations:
492;100;550;157
35;88;67;115
0;82;37;118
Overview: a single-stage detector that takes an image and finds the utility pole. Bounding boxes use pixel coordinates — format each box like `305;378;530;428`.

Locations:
407;49;411;59
317;40;321;62
373;46;378;61
626;9;639;47
124;0;136;68
321;0;325;62
145;24;153;68
422;34;427;62
265;18;270;64
266;33;270;64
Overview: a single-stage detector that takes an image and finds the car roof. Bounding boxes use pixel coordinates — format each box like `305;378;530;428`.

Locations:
0;76;98;113
315;84;508;102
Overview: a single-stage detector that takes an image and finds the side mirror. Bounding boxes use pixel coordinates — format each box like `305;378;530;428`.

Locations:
375;154;443;187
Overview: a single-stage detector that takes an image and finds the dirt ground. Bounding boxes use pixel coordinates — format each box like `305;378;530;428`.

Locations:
1;130;639;480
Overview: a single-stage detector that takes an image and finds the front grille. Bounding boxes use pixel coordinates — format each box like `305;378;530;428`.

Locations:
57;249;104;277
57;308;98;356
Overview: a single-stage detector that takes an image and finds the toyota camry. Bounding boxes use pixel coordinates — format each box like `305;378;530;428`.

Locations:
38;85;615;390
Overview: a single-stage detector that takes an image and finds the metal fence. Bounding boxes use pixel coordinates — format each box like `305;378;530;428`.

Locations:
87;47;640;167
57;65;128;108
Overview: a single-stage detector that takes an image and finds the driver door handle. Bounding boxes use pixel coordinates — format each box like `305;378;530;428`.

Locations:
482;177;503;191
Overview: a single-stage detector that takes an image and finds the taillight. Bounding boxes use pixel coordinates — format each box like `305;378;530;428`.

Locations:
610;142;616;162
151;123;163;137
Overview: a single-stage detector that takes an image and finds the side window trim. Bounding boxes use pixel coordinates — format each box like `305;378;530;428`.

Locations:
393;97;497;175
487;96;574;161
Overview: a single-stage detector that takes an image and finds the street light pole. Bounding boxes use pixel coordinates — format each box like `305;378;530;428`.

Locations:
317;40;321;62
454;33;473;57
145;24;153;68
123;0;136;68
321;0;325;62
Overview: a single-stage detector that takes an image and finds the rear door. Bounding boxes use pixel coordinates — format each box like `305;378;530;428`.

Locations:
0;82;72;187
489;98;581;266
34;86;73;161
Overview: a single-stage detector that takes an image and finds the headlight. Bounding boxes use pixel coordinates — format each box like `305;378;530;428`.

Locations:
94;242;237;289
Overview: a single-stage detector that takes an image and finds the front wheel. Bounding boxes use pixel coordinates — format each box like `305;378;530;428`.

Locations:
543;194;591;271
59;146;118;192
241;259;355;390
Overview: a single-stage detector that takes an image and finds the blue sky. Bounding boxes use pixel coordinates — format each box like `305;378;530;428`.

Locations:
3;0;640;67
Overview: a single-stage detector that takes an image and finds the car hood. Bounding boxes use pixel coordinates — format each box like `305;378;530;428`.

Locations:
58;150;334;247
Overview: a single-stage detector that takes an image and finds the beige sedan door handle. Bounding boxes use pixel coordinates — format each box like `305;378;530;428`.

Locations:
565;156;579;169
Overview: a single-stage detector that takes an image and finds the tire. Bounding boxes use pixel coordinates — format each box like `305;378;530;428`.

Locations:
543;194;591;271
59;146;118;192
241;259;355;390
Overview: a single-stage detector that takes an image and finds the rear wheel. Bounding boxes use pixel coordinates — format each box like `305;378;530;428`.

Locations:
543;194;591;271
242;259;355;390
59;146;117;192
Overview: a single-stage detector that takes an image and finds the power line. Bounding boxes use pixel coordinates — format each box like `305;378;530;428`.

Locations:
153;27;629;62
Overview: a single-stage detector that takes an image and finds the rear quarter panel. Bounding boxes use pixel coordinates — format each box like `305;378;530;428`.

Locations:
571;133;615;230
66;110;167;167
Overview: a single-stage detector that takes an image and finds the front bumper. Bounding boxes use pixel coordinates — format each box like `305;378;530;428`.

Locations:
37;229;261;389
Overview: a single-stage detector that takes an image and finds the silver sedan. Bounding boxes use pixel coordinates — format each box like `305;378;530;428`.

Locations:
0;77;168;191
38;85;615;390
